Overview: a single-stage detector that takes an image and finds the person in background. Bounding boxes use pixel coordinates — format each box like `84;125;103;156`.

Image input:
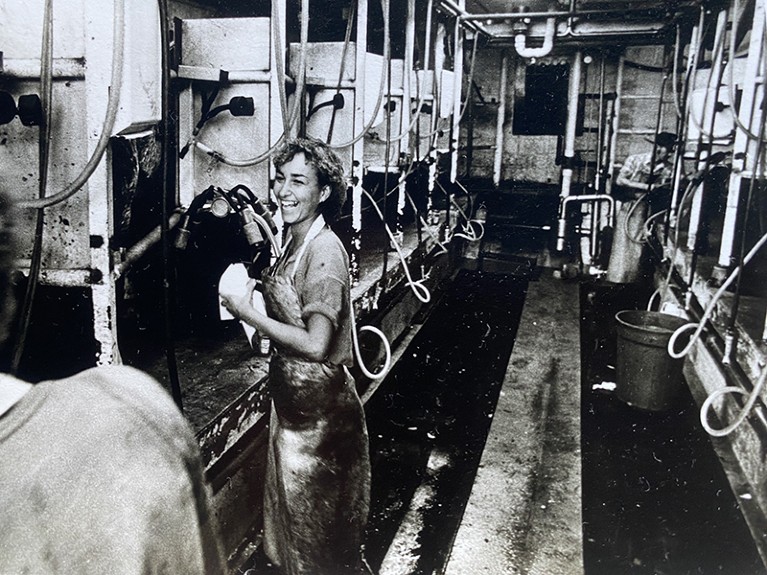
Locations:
0;193;225;574
220;137;372;575
606;131;677;283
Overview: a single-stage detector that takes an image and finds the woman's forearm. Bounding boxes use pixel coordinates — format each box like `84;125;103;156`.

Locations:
239;307;333;361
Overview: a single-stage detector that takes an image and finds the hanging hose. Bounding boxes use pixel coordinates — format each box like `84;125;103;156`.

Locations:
187;0;308;166
435;179;483;242
350;303;391;380
686;8;733;141
404;188;449;254
17;0;125;210
667;229;767;360
361;188;431;303
11;0;54;374
331;0;391;149
727;0;765;141
157;0;183;409
385;0;433;144
700;364;767;437
326;0;356;143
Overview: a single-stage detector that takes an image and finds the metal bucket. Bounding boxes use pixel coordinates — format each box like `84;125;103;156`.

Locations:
614;310;689;411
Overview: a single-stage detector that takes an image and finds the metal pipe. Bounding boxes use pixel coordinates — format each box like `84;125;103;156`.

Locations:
350;0;369;285
719;0;765;270
450;0;465;183
514;16;556;59
595;55;606;191
687;9;728;253
493;50;509;187
555;194;615;251
460;7;672;21
437;0;487;34
561;50;583;199
606;54;624;197
114;211;183;279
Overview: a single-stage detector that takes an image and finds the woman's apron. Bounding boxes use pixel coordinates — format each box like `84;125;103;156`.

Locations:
260;218;371;575
606;198;649;284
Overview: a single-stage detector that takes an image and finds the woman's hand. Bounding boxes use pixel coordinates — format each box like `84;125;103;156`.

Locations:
220;278;258;321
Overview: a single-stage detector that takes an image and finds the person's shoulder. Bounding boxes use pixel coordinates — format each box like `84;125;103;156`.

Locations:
55;365;186;425
306;227;348;260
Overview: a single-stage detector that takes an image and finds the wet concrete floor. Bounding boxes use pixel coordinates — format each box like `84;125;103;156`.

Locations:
580;280;765;575
245;263;530;574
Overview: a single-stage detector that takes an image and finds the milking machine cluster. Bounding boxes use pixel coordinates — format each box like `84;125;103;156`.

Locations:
172;183;279;335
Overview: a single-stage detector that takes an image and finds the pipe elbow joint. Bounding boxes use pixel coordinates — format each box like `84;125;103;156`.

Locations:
514;17;556;59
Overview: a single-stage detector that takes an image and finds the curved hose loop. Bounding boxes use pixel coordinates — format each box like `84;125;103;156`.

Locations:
667;229;767;359
699;364;767;437
646;282;682;311
452;219;484;242
350;303;392;380
360;187;432;303
189;0;309;166
434;178;483;242
17;0;125;210
330;0;391;150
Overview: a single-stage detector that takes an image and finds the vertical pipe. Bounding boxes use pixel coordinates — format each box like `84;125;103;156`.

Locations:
687;9;728;252
350;0;368;285
561;50;583;199
595;55;606;191
396;0;415;245
719;0;765;271
493;49;509;188
428;22;446;214
606;54;624;197
450;2;465;183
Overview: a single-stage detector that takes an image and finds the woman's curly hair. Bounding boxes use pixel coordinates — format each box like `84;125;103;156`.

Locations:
272;137;347;223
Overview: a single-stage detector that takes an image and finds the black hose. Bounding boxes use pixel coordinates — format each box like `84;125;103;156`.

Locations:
11;0;54;376
158;0;183;410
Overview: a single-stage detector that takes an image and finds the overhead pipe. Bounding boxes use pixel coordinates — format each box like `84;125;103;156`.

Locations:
460;7;673;21
493;50;508;187
437;0;488;35
514;16;556;59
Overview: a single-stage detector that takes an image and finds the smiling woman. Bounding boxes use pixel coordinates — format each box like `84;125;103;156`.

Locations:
219;137;371;575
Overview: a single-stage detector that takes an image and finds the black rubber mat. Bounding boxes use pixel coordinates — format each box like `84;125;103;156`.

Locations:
364;267;530;573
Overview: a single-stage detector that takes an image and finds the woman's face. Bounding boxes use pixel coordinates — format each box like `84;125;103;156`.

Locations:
274;152;329;230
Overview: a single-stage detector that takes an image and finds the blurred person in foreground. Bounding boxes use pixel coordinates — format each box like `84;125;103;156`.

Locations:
0;192;225;574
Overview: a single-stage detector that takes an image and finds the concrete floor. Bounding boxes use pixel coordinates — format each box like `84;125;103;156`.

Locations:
444;270;583;575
